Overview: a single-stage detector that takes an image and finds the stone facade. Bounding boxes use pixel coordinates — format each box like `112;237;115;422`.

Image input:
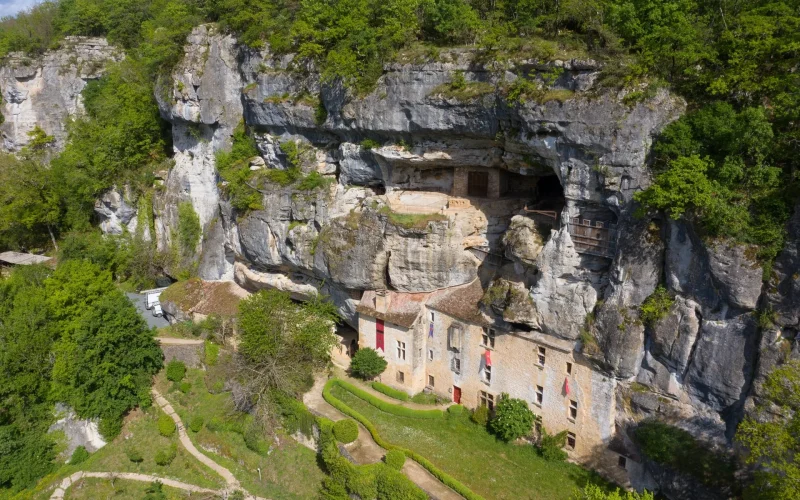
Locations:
356;280;638;485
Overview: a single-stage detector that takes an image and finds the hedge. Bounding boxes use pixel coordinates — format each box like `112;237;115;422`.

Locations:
334;379;443;419
323;379;484;500
333;419;359;443
372;381;410;401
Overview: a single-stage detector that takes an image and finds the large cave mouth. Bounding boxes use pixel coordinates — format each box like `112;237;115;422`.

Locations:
530;174;564;210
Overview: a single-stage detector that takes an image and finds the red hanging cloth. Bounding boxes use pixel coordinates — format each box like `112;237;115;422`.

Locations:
564;377;570;395
485;349;492;367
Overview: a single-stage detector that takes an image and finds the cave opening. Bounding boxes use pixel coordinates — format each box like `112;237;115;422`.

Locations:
530;174;565;210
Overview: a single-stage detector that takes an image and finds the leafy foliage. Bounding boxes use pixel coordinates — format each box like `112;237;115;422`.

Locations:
69;445;90;465
157;413;176;437
470;405;489;427
488;394;534;442
635;420;736;491
573;484;654;500
384;449;406;470
539;429;568;462
736;361;800;500
371;381;409;401
639;285;674;327
349;347;388;380
166;360;187;382
332;419;359;444
154;445;177;466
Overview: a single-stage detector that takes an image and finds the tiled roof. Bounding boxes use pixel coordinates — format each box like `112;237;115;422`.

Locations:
427;279;488;326
356;290;429;329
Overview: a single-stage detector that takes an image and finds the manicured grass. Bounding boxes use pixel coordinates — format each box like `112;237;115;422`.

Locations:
64;477;211;499
154;369;326;500
378;206;448;230
330;384;611;500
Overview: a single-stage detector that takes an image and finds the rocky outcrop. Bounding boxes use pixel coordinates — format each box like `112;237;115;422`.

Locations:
94;187;138;235
1;37;120;151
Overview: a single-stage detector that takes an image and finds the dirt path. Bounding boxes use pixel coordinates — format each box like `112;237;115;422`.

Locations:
49;471;220;500
151;388;241;489
305;375;464;500
155;337;205;345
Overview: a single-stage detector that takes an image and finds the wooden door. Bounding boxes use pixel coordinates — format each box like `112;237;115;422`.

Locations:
376;319;385;351
453;386;461;404
467;171;489;197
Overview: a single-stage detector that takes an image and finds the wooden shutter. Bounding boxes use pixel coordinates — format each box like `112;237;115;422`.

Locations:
376;319;385;351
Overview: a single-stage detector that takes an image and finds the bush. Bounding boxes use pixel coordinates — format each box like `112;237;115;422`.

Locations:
189;415;204;433
371;381;409;401
154;445;177;466
179;381;191;394
639;285;674;327
166;360;186;382
334;380;443;419
333;419;359;443
126;448;143;463
158;414;175;437
349;348;387;380
98;415;123;441
471;405;489;426
539;430;568;461
69;445;90;465
244;422;269;454
488;394;535;442
384;449;406;470
447;404;465;416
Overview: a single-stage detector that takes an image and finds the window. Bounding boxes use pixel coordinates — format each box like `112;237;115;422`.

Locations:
396;341;406;361
479;391;495;411
448;324;463;351
569;400;578;421
428;375;435;387
566;432;576;450
566;362;573;375
430;311;435;322
481;328;496;349
396;371;405;384
483;364;492;384
428;349;434;361
537;346;546;366
618;455;627;469
451;357;461;374
535;385;544;405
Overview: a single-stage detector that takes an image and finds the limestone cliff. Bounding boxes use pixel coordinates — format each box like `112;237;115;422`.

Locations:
8;25;800;497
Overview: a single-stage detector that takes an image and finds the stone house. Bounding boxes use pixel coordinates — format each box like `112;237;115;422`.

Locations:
356;279;640;486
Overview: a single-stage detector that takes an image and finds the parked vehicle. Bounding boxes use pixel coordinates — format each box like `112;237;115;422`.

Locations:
152;304;163;317
146;292;161;310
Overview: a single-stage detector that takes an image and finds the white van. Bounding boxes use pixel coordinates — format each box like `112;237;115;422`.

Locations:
146;292;161;310
152;303;163;317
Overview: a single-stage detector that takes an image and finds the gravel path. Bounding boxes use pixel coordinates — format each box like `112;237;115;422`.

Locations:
49;471;220;499
151;388;241;489
155;337;205;345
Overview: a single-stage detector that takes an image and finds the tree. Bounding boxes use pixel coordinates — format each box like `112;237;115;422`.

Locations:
235;290;338;417
736;361;800;500
349;348;388;380
488;393;534;442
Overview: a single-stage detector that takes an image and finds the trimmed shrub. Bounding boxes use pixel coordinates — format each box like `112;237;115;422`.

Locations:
488;394;535;442
158;414;176;437
166;360;186;382
189;415;204;433
471;405;489;426
384;449;406;470
350;348;388;380
334;380;443;419
154;445;177;466
126;448;143;463
333;419;359;443
447;404;465;416
179;381;192;393
375;465;426;500
539;430;568;462
372;381;409;401
69;445;90;465
98;415;123;441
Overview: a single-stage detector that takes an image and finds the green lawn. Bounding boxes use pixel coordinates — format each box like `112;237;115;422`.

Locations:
330;384;609;500
154;368;326;500
64;477;211;500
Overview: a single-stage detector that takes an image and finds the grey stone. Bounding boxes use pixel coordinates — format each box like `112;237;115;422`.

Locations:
707;241;762;311
650;296;701;374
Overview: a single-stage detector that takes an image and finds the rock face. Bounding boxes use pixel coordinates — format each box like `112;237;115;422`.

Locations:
17;26;800;498
0;37;120;151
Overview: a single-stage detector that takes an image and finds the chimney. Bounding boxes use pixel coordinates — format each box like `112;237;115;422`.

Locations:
376;289;387;313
